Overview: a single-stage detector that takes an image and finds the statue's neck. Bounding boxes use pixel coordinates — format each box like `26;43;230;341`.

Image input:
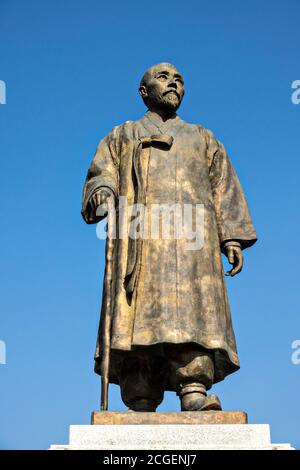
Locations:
146;107;176;122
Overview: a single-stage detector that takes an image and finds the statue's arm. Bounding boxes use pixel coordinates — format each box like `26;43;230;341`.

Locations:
81;127;119;224
201;127;257;275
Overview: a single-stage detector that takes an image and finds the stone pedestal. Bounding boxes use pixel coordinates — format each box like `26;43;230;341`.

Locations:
49;411;294;450
91;410;248;425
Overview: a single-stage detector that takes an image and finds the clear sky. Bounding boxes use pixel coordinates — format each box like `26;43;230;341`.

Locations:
0;0;300;450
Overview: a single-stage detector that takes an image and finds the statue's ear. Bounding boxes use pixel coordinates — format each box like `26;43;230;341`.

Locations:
139;85;148;99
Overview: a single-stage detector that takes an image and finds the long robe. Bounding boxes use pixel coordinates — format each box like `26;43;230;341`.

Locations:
81;111;257;387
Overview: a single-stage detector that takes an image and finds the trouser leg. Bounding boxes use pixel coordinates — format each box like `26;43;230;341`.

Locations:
165;343;218;411
118;348;166;411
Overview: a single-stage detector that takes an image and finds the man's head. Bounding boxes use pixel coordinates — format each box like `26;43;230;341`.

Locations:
139;63;185;113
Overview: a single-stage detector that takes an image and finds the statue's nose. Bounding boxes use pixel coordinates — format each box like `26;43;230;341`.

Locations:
168;81;178;89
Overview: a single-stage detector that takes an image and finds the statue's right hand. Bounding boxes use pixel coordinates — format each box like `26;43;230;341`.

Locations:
89;188;114;215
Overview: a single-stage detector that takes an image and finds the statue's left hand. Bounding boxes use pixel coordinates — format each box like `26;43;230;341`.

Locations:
225;245;243;277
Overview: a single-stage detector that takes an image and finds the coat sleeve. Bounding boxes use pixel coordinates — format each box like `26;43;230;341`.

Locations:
81;126;120;224
204;128;257;253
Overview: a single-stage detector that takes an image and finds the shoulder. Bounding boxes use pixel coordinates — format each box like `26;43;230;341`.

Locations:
178;118;217;144
109;120;135;135
194;123;218;146
189;123;225;167
102;120;136;144
194;125;227;158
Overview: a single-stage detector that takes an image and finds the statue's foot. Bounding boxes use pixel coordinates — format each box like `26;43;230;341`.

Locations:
200;394;222;411
181;392;222;411
127;398;157;412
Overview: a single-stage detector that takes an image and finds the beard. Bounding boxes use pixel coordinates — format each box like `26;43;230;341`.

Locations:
147;90;181;112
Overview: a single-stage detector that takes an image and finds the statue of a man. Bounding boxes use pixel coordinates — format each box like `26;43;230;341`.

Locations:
81;63;257;412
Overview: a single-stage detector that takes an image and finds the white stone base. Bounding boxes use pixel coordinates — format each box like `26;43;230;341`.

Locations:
50;424;294;450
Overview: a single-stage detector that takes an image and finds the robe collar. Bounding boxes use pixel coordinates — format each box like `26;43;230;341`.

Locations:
142;110;180;135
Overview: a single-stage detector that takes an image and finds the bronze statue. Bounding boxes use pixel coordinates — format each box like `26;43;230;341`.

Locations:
81;63;257;412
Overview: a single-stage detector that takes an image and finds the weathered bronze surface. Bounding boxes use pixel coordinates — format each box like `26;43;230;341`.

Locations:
82;63;257;412
91;411;248;425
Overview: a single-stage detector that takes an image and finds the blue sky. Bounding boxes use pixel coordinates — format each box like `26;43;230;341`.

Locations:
0;0;300;449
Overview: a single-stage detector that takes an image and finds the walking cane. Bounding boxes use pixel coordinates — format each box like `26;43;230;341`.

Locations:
100;196;115;411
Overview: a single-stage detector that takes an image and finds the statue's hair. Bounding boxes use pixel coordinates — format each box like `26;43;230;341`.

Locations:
139;62;178;87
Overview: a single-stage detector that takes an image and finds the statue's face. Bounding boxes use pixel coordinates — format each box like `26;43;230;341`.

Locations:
140;63;185;112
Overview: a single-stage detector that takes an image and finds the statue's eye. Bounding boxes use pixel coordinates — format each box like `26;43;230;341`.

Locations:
157;74;168;81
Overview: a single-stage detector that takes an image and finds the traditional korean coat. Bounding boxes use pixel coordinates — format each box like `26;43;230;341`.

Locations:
82;111;257;387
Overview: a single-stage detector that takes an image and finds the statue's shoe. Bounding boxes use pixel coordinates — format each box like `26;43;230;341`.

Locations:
181;392;222;411
200;394;222;411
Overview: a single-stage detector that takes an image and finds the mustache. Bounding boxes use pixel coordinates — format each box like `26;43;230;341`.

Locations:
163;89;180;99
